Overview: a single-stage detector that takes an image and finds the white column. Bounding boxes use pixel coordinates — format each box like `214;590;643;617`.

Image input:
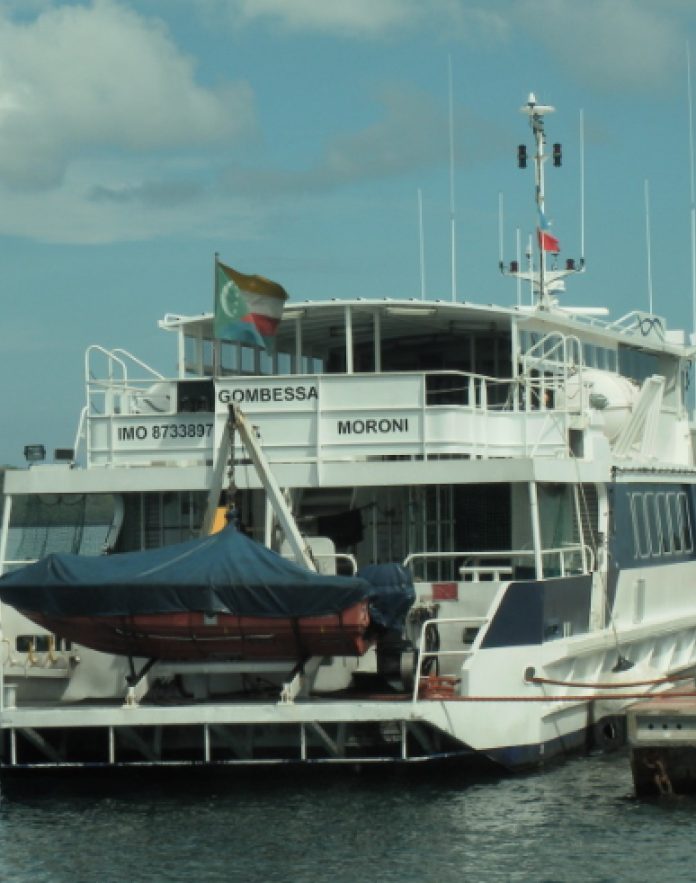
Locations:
373;310;381;373
0;494;12;577
528;481;544;578
345;305;354;374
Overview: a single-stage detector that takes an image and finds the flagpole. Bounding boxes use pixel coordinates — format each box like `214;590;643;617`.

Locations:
448;54;457;303
213;251;219;377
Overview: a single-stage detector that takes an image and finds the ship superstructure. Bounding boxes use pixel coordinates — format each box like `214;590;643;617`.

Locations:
1;95;695;772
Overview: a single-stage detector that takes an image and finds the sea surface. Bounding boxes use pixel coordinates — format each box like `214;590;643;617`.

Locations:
0;750;690;883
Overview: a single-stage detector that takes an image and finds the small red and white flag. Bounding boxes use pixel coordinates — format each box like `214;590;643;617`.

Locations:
537;208;560;253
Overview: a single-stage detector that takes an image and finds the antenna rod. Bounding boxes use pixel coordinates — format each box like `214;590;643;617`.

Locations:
498;191;504;267
516;227;522;308
688;41;696;338
644;179;654;314
418;188;426;300
448;54;457;302
580;108;586;262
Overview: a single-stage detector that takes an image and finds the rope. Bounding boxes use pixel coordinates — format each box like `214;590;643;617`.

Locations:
416;690;696;703
526;672;694;690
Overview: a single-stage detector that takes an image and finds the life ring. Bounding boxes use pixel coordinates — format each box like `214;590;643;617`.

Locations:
592;715;626;752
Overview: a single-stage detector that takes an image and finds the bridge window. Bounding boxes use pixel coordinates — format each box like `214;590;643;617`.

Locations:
629;490;694;559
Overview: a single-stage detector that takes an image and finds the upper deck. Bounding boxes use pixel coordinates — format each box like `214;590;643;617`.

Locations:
56;297;693;486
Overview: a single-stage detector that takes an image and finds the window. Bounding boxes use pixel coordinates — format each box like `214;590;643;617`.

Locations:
678;493;693;553
656;493;670;554
630;489;694;559
630;494;651;558
668;495;683;553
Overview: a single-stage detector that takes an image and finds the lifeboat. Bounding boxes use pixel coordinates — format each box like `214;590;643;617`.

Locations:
0;526;413;662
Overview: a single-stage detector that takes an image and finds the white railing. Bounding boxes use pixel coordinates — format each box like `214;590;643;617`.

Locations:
85;368;580;467
412;616;488;703
85;345;166;418
404;544;594;581
520;332;584;413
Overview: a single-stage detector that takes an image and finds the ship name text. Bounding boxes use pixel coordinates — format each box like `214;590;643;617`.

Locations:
218;384;318;405
337;418;409;435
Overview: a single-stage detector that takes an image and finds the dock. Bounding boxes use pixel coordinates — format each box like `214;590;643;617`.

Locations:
627;681;696;796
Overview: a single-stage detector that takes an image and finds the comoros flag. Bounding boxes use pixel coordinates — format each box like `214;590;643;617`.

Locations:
214;261;288;349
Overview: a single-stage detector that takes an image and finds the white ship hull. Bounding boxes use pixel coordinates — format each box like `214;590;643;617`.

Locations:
1;93;696;775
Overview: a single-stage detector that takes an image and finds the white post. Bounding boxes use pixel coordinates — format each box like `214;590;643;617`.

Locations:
178;327;186;378
373;310;382;373
294;316;303;374
0;494;13;577
529;481;544;578
344;304;354;374
572;484;588;573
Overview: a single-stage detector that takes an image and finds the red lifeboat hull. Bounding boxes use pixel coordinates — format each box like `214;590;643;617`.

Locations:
22;600;372;661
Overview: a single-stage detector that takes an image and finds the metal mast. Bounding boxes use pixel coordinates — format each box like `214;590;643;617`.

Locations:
501;92;583;309
522;92;554;308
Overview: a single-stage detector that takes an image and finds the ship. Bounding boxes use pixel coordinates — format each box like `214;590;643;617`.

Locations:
0;93;695;773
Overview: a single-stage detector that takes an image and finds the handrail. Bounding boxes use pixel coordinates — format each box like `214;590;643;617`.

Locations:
85;344;129;386
311;552;358;575
72;405;88;462
412;616;488;703
404;544;594;578
111;348;165;380
522;331;583;369
85;345;165;392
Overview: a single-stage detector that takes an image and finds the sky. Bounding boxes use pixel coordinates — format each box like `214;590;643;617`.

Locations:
2;0;696;466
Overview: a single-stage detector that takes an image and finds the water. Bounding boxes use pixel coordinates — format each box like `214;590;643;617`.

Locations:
0;752;691;883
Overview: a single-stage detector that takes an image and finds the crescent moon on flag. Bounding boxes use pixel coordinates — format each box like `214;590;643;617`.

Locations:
220;281;237;318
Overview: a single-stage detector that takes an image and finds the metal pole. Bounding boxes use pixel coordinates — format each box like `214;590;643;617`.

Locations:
448;55;457;302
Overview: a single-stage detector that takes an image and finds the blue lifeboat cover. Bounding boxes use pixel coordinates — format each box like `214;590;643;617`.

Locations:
356;563;416;632
0;526;372;619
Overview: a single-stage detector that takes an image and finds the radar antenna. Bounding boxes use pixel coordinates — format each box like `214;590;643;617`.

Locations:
500;92;584;310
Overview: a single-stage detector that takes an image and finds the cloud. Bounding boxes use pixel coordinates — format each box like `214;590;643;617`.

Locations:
0;0;255;189
219;84;507;199
202;0;510;41
516;0;688;92
205;0;692;92
90;179;205;208
219;0;422;37
0;157;264;244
